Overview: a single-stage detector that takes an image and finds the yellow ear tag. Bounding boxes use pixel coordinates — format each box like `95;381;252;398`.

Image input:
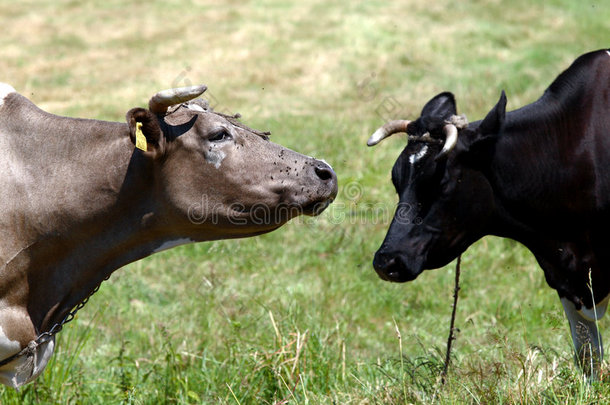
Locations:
135;122;147;151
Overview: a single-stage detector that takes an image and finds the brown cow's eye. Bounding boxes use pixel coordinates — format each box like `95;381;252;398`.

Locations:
209;128;231;142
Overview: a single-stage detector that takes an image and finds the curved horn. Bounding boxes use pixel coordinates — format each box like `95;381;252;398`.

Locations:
148;84;208;114
435;124;458;160
367;120;411;146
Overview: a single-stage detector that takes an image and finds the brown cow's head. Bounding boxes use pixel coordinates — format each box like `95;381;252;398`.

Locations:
125;85;338;241
368;91;506;282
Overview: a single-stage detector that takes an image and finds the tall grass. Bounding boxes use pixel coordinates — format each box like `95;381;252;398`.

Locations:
1;0;609;403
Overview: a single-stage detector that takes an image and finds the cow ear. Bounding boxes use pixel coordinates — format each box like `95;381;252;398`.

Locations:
458;91;507;166
421;92;457;120
126;108;165;157
479;90;507;136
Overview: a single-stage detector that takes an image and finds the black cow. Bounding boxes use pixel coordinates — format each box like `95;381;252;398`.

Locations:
368;49;610;377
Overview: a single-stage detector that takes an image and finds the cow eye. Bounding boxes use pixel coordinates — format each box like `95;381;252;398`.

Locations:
208;128;231;142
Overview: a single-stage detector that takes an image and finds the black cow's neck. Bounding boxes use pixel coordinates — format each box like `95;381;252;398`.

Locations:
478;73;609;304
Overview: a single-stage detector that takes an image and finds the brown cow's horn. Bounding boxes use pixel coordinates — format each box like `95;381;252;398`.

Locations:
367;120;411;146
149;84;208;114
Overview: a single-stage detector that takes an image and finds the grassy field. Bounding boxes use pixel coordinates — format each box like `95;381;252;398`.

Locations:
1;0;609;403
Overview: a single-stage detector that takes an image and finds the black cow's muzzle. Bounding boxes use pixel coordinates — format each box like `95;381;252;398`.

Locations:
372;251;422;282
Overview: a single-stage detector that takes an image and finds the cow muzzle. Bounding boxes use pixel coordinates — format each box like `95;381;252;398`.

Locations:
301;160;338;216
372;251;423;282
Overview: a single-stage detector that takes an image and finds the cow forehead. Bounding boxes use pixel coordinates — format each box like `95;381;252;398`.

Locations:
166;105;214;122
185;103;206;113
163;107;225;134
163;103;271;143
393;142;442;191
409;144;429;164
396;143;433;171
167;106;236;129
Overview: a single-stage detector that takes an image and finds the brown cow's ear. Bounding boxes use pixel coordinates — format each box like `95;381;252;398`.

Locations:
125;108;165;157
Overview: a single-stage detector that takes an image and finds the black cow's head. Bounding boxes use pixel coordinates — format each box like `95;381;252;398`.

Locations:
368;91;507;282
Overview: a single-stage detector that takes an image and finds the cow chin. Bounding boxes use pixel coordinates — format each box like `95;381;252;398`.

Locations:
372;253;424;283
279;180;338;217
302;198;333;216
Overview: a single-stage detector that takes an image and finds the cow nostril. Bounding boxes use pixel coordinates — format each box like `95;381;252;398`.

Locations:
314;165;333;181
374;254;395;272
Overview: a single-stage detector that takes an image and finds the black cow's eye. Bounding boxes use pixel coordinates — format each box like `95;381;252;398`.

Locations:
209;128;231;142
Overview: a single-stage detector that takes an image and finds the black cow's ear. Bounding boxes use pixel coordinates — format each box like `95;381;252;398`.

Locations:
126;108;165;157
479;90;507;136
421;92;457;120
458;91;507;167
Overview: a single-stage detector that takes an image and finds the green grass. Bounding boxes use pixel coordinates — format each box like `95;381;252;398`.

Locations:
1;0;609;403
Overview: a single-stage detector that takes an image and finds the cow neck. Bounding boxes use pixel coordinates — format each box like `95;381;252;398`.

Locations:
32;156;170;334
485;95;594;242
0;108;173;338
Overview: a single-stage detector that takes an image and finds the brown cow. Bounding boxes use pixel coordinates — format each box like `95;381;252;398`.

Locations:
0;83;337;387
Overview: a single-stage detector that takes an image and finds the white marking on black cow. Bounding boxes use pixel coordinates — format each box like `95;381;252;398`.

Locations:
579;293;610;321
561;297;604;379
409;145;429;165
0;83;16;108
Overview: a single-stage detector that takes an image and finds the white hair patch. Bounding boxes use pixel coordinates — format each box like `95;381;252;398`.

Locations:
187;104;206;112
409;145;429;164
205;148;226;169
318;158;334;171
0;325;20;359
0;83;16;108
578;292;610;321
0;336;55;388
153;238;194;253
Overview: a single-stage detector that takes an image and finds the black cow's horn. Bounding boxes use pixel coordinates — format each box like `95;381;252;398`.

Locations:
367;120;411;146
149;85;208;114
435;114;468;159
435;124;459;160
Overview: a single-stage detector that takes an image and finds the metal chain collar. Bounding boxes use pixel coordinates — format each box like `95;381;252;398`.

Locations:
0;275;109;367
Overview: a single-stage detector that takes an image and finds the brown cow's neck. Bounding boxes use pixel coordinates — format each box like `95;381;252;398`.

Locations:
0;94;176;337
28;197;164;333
30;163;178;333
